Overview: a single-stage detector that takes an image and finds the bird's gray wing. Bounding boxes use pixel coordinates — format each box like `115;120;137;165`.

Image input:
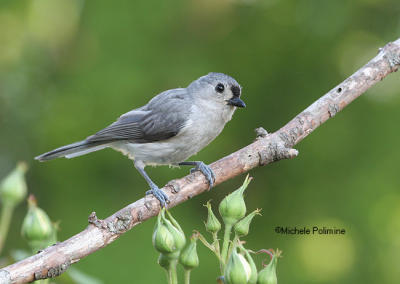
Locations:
86;88;190;143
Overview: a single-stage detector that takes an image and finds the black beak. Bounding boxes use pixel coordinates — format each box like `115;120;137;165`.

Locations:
227;97;246;108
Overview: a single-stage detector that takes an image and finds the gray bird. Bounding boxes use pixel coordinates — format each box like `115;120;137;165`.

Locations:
35;72;245;206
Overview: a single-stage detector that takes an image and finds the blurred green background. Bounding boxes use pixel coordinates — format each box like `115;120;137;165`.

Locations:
1;0;400;283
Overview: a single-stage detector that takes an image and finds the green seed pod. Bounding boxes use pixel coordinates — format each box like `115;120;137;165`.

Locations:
152;213;176;254
225;248;251;284
158;253;171;270
179;236;199;270
21;195;53;252
153;209;186;258
204;201;221;233
162;212;186;251
165;210;184;234
0;162;28;207
234;209;261;237
257;251;279;284
219;175;251;226
242;247;258;284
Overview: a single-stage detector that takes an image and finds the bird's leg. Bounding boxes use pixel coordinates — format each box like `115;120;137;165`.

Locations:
179;161;216;189
134;160;169;207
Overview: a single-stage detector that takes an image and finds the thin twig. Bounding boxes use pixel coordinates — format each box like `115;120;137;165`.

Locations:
0;38;399;284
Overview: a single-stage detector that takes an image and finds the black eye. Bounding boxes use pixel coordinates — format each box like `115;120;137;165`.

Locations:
215;83;225;93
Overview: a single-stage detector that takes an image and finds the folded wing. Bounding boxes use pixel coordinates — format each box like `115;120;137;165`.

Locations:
86;88;190;144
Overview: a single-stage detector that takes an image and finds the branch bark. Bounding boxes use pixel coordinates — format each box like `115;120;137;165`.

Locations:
1;39;400;284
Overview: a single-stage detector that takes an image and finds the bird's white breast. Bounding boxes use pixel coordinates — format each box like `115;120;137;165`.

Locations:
111;102;235;166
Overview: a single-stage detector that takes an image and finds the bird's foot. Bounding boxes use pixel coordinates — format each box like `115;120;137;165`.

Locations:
190;162;216;189
146;185;169;207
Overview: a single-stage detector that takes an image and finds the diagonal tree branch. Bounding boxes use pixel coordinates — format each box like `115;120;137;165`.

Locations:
1;38;399;284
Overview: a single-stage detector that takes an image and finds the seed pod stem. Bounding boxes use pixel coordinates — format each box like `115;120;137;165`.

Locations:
211;231;222;272
168;259;178;284
184;269;191;284
226;235;239;265
0;202;14;255
219;176;253;268
195;230;222;265
221;223;233;270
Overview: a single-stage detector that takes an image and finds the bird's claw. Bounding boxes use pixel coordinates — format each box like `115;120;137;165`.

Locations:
146;186;170;207
190;162;216;189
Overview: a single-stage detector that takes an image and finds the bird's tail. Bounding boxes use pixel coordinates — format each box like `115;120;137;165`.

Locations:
35;140;109;162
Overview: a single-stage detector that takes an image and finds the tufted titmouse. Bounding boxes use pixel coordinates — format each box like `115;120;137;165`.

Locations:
35;73;246;206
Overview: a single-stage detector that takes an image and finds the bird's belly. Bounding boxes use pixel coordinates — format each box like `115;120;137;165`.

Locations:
111;124;224;166
111;139;200;166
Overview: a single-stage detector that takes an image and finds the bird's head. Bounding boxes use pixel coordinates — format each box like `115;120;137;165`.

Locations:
188;72;246;109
